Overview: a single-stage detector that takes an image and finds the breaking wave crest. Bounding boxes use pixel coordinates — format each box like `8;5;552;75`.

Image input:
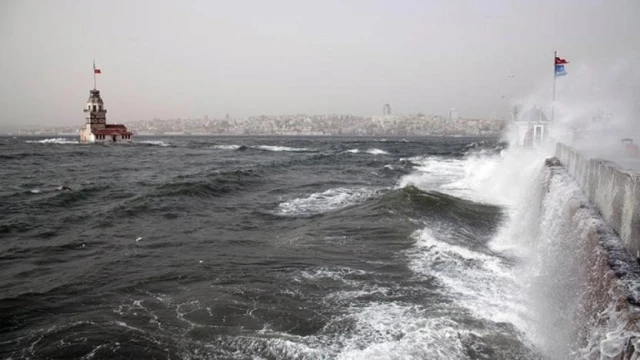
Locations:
254;145;315;152
365;148;389;155
211;144;242;150
275;187;381;216
408;228;528;331
25;138;79;145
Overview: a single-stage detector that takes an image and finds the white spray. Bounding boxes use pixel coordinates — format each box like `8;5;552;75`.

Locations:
483;59;640;358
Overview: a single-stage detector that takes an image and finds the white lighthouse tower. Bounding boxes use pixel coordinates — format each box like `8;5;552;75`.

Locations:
79;62;133;144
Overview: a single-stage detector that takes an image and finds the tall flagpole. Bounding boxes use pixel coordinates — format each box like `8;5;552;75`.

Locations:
551;50;556;122
93;60;96;90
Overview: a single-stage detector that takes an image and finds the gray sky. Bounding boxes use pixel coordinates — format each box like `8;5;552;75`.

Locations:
1;0;639;128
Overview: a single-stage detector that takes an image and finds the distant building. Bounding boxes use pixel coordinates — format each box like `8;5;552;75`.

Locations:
79;65;133;144
512;105;549;147
448;108;458;122
383;104;392;116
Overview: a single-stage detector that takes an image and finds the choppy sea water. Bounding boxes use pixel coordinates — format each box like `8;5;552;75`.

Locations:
1;136;546;359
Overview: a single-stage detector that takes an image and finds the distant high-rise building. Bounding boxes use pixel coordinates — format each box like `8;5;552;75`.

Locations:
448;108;458;122
383;104;392;116
226;113;230;120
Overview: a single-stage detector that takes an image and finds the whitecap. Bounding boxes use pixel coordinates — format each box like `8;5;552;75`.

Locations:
365;148;389;155
407;227;529;336
211;144;241;150
295;266;367;286
254;145;313;152
253;302;467;360
275;187;379;216
26;138;78;145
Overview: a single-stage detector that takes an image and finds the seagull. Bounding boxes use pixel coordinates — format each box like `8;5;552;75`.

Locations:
136;237;143;242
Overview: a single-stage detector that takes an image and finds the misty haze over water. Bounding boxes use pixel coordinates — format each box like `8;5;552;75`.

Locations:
1;0;639;130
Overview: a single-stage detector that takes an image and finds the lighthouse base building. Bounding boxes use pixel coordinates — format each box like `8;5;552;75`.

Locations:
79;66;133;145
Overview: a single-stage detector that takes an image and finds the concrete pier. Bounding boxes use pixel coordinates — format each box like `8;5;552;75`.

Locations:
543;150;640;357
556;143;640;256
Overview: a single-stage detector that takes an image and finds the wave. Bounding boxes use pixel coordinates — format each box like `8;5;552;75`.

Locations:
266;265;471;359
25;138;78;145
0;152;48;160
254;145;315;152
343;148;389;155
154;169;262;198
294;266;368;287
155;181;232;197
39;185;110;208
381;163;412;175
365;148;389;155
136;140;170;147
387;186;502;226
331;303;467;359
0;319;180;359
397;153;506;205
402;228;531;360
211;144;242;150
275;187;380;216
0;220;33;236
463;140;507;157
261;261;533;359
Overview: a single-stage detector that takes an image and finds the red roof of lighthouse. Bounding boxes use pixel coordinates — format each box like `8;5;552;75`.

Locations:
93;124;132;136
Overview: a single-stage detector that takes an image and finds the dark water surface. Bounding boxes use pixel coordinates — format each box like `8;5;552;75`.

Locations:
0;136;535;359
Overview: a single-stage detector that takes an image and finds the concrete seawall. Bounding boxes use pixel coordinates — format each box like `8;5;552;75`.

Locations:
541;156;640;358
556;143;640;256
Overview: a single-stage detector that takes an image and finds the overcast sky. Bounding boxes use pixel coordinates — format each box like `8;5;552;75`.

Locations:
1;0;639;128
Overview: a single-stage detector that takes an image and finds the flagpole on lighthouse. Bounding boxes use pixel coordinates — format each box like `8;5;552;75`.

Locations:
93;60;97;90
551;51;557;122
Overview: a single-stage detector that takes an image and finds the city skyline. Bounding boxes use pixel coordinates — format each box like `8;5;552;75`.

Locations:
6;112;506;137
1;0;639;129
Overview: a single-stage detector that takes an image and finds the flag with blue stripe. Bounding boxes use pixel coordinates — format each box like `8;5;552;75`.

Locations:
554;56;568;77
555;64;567;77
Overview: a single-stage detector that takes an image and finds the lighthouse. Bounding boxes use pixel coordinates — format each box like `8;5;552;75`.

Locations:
79;62;133;144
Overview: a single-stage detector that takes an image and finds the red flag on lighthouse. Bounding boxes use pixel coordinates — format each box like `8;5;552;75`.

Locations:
93;60;101;74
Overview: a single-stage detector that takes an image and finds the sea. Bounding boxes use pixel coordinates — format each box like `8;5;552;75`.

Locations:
0;135;578;359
